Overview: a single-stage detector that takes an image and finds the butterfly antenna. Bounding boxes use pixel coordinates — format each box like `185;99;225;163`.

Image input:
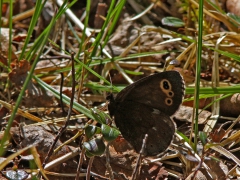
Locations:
106;73;114;102
109;73;113;93
163;56;172;71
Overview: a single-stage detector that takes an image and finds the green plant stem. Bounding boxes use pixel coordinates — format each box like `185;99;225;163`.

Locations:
0;0;76;156
101;0;126;50
193;0;204;151
0;0;2;36
8;0;13;65
77;0;91;57
90;0;117;56
19;0;46;60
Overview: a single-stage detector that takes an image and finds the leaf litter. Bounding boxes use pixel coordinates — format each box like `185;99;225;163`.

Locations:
1;0;240;179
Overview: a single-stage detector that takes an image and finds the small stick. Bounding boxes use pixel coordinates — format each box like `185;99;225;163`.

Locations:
60;72;66;115
86;157;94;180
42;52;76;168
39;55;71;60
131;134;148;180
106;142;114;180
75;146;85;180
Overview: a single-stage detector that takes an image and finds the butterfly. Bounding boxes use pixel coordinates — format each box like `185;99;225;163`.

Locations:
108;71;185;156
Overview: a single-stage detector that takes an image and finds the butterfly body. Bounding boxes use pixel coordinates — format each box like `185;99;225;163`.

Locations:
108;71;185;156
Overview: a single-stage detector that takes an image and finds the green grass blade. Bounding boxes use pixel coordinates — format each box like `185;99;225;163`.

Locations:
34;76;94;119
77;0;90;57
193;0;204;151
90;0;117;56
19;0;47;60
0;0;76;156
101;0;127;50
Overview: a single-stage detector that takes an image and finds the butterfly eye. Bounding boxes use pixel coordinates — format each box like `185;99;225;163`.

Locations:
160;79;172;93
163;80;170;89
165;98;173;106
168;91;174;97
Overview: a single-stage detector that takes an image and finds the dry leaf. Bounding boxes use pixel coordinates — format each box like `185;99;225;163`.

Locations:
10;125;70;162
8;60;30;87
174;105;211;124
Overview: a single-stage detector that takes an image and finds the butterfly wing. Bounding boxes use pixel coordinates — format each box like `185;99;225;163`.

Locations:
108;71;184;156
115;71;185;116
113;101;175;156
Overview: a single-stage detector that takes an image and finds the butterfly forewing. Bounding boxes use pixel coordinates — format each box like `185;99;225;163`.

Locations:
115;71;184;116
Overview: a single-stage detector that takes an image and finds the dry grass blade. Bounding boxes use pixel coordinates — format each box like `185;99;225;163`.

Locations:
0;100;43;122
0;145;33;171
210;145;240;166
31;146;49;180
221;130;240;147
2;0;240;179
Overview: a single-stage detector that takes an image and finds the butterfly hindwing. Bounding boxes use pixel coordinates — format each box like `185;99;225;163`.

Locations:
113;101;175;156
